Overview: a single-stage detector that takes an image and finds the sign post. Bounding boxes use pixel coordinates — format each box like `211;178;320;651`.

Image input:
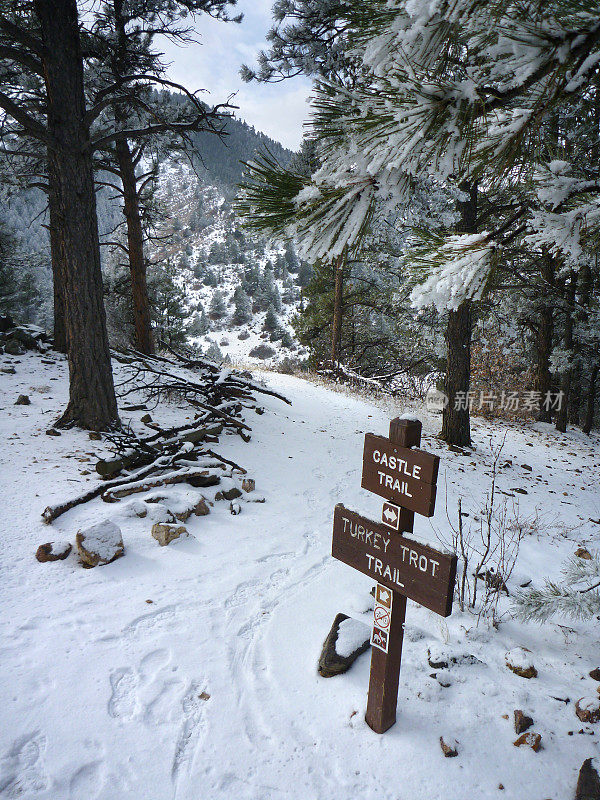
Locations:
331;417;456;734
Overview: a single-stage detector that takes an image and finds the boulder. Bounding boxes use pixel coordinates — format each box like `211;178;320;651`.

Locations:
318;613;371;678
193;497;210;516
514;709;534;734
152;523;187;546
576;697;600;724
36;541;72;562
505;647;537;678
215;485;242;501
5;339;25;355
241;478;255;493
15;394;30;405
575;758;600;800
513;732;541;751
76;520;124;567
590;668;600;682
439;737;459;757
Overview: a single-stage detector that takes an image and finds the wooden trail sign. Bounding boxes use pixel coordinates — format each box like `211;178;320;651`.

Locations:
361;433;439;516
330;416;456;735
331;504;456;617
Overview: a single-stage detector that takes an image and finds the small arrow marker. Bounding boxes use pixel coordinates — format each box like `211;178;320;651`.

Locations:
381;502;401;531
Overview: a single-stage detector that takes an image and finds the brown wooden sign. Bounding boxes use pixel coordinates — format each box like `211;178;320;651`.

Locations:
361;433;439;517
332;504;456;617
328;416;455;735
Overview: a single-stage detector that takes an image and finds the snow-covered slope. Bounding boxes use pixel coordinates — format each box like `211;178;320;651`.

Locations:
1;351;599;800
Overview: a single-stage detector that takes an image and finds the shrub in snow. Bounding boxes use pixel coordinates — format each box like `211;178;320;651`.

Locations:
249;343;276;360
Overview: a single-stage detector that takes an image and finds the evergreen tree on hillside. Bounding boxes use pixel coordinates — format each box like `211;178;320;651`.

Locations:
242;263;261;296
188;308;209;336
209;289;227;319
264;303;279;331
233;285;252;325
284;241;299;273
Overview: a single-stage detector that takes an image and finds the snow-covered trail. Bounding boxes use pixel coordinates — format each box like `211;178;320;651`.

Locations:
1;356;599;800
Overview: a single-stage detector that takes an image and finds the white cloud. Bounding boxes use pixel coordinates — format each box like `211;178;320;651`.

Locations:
159;1;311;150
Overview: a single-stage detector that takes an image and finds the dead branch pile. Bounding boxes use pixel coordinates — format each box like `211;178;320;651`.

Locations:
42;348;288;524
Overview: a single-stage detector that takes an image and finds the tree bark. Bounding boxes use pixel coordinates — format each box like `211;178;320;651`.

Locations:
582;363;599;434
555;269;576;433
115;138;155;354
35;0;119;430
331;254;344;364
440;182;477;447
48;187;67;352
534;251;555;422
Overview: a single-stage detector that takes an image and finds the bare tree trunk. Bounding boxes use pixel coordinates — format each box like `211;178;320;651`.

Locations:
35;0;119;430
555;269;576;433
115;139;155;355
582;363;599;434
534;252;555;422
331;254;344;364
48;188;67;352
441;182;477;447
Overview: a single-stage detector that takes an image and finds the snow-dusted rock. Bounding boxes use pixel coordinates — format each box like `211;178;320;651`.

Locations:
241;478;255;493
36;541;71;563
151;523;187;547
439;736;459;757
122;500;148;518
318;613;370;678
575;758;600;800
576;696;600;724
505;647;537;678
513;732;541;751
76;520;124;567
514;709;534;734
427;644;482;669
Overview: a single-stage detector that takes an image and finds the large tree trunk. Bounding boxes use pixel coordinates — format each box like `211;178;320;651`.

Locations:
35;0;118;430
48;187;67;353
115;139;155;354
555;269;576;433
440;300;473;446
331;254;344;364
440;183;477;447
582;363;599;434
534;252;555;422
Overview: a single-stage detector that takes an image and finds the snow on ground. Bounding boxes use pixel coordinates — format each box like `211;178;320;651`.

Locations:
1;351;599;800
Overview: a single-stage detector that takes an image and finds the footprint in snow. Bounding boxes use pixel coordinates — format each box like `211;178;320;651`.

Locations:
0;731;48;798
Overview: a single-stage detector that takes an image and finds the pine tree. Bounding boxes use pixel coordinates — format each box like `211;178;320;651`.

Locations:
188;308;209;336
264;303;279;331
233;285;252;325
209;289;227;319
513;552;600;623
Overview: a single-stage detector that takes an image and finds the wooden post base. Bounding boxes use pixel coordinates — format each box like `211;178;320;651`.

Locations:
365;590;407;733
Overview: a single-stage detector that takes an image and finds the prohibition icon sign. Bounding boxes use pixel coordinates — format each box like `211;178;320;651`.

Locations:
374;606;390;630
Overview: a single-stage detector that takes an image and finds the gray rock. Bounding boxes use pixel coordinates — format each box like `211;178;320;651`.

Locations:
76;520;124;567
318;613;371;678
576;758;600;800
4;340;25;355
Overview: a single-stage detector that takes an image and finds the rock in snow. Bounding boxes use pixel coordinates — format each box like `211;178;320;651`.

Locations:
318;613;371;678
36;541;72;562
513;732;542;751
505;647;537;678
575;758;600;800
576;696;600;724
513;709;534;734
76;520;124;567
151;523;187;547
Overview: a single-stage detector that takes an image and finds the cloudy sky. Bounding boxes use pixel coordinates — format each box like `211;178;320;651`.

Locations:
160;1;312;151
